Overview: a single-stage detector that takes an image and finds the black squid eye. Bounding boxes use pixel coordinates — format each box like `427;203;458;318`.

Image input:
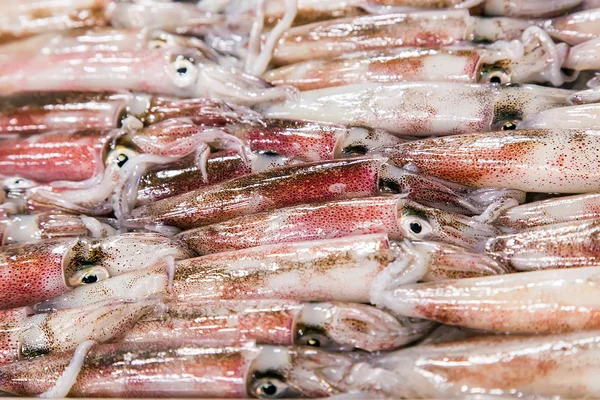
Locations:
409;222;422;234
116;153;129;168
81;274;98;284
502;122;517;130
250;377;289;399
342;144;369;156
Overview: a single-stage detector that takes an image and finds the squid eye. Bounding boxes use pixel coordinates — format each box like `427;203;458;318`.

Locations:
68;266;111;287
296;332;332;348
401;213;433;240
251;377;288;399
342;144;369;157
149;38;168;49
105;146;139;168
170;56;198;88
502;121;517;130
480;70;511;84
3;177;35;191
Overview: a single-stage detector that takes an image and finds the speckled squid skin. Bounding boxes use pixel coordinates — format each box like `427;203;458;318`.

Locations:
348;331;600;398
0;92;127;135
379;129;600;193
265;48;482;90
0;129;114;183
0;239;73;309
176;197;403;254
485;218;600;270
176;195;498;254
544;7;600;45
122;300;298;346
262;83;572;136
271;10;471;65
125;156;384;230
496;193;600;229
482;0;581;17
0;0;111;44
0;341;259;397
169;234;391;303
136;150;252;206
563;37;600;70
371;266;600;334
0;301;150;366
122;299;417;352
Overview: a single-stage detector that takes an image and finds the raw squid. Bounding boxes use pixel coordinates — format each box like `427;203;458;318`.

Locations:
0;212;116;245
261;83;573;136
371;265;600;333
265;27;569;89
176;195;500;254
495;192;600;229
486;218;600;270
0;0;112;43
482;0;581;17
38;234;507;310
563;37;600;71
0;232;193;309
121;299;431;351
377;129;600;193
343;330;600;398
125;157;384;230
267;10;535;65
544;7;600;45
0;130;117;183
0;92;130;135
0;47;295;104
0;341;354;398
0;27;216;63
518;103;600;129
0;301;150;365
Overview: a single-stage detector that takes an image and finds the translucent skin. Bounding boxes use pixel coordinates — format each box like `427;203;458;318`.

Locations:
371;266;600;334
125;157;384;230
544;7;600;45
0;343;353;398
0;130;114;183
122;299;421;352
0;92;127;135
0;0;111;43
176;195;498;254
379;129;600;193
271;10;472;65
346;331;600;398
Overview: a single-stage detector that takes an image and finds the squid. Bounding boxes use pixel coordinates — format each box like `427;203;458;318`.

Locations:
495;192;600;229
266;10;536;65
544;6;600;45
0;212;116;245
176;195;501;254
376;129;600;193
0;92;130;136
482;0;581;17
0;130;118;183
0;27;216;64
0;46;295;104
121;299;432;351
124;156;384;231
485;218;600;270
261;83;573;136
0;0;112;43
265;27;569;90
37;234;507;310
0;300;151;366
370;265;600;334
0;0;219;43
126;156;527;230
0;341;354;398
563;37;600;71
518;103;600;130
0;232;194;309
343;330;600;398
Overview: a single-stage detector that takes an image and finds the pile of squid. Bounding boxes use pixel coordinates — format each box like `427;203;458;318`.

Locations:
4;0;600;398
